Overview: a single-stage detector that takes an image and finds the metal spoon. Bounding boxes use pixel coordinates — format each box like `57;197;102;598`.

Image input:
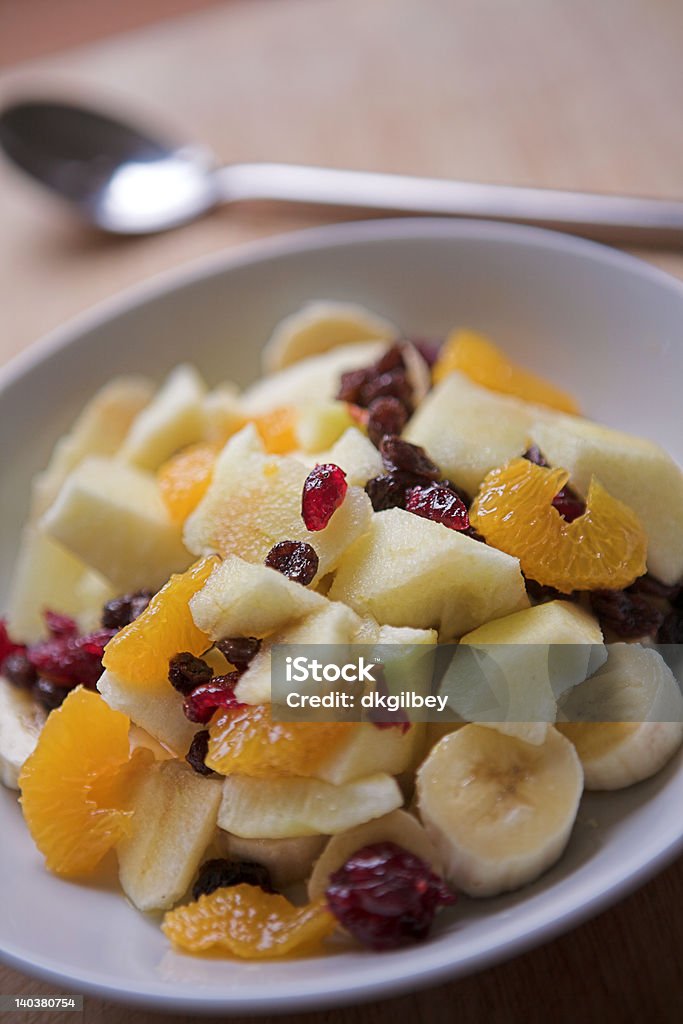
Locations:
2;98;683;243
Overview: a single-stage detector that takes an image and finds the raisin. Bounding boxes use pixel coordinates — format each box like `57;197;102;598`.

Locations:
27;629;116;689
406;484;470;531
589;589;664;639
265;540;319;585
2;650;38;689
185;730;216;776
379;437;440;480
301;464;348;531
33;677;70;712
168;652;213;695
525;577;570;603
552;487;585;523
336;344;413;412
523;445;549;467
658;608;683;645
361;368;412;409
215;636;262;670
337;368;369;405
192;858;274;900
629;574;681;602
102;590;154;630
325;842;456;950
367;396;408;449
364;472;415;512
183;674;243;724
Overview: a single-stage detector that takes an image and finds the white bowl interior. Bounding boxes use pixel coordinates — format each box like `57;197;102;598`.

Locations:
0;220;682;1012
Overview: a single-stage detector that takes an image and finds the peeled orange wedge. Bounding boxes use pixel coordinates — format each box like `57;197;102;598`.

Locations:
157;444;217;523
470;458;647;593
162;884;336;957
19;688;151;877
433;330;580;414
102;556;218;690
252;406;299;454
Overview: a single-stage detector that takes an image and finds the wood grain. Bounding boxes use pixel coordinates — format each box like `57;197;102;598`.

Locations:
1;1;683;1021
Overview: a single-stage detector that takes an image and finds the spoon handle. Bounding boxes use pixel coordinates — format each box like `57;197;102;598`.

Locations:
217;163;683;246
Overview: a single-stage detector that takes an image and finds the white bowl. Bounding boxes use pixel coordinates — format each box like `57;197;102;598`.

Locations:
1;219;681;1014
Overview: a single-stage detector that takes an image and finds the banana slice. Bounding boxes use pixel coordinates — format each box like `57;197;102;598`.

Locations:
308;809;441;900
557;644;683;790
416;724;583;897
217;772;403;839
262;301;396;372
0;678;46;790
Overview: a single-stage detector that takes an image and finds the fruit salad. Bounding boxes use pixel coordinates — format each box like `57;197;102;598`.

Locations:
1;301;683;959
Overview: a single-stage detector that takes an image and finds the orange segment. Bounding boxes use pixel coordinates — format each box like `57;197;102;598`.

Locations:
470;458;647;593
102;556;219;690
252;406;299;454
162;885;336;957
433;329;580;414
157;444;217;523
19;688;151;878
207;703;355;777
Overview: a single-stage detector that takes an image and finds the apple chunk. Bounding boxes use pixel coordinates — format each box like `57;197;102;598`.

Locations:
40;456;191;592
329;508;529;639
98;669;198;755
119;364;206;471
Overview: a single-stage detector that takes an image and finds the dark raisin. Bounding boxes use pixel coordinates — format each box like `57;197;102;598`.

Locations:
301;464;348;531
360;368;412;409
379;436;440;480
192;858;274;900
102;590;154;630
463;526;486;543
33;677;70;711
525;577;570;603
374;344;405;375
364;471;417;512
367;396;408;449
629;574;681;602
552;487;585;523
168;652;213;695
326;841;456;950
406;484;470;531
523;445;549;467
658;608;683;645
27;629;116;688
185;730;216;776
216;636;262;670
183;674;243;724
590;589;664;639
2;650;38;689
337;367;369;405
265;540;319;585
44;610;78;638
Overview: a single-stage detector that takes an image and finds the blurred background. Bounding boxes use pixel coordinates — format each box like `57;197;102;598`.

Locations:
1;2;683;1021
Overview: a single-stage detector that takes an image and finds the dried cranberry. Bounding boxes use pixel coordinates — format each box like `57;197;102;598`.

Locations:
33;677;70;711
265;540;319;585
439;479;472;507
523;445;550;467
27;629;116;688
3;650;38;689
406;484;470;531
301;463;348;531
168;652;213;695
552;487;585;523
589;589;664;639
364;472;415;512
367;396;408;449
658;608;683;645
216;636;262;671
379;437;440;480
183;674;242;724
365;666;411;733
326;841;456;950
192;858;274;900
44;610;78;639
185;730;216;776
0;619;23;669
102;590;154;630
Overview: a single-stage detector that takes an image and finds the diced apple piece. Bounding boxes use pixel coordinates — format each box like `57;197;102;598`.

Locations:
117;759;222;911
40;456;191;591
98;670;197;756
119;364;206;471
242;342;387;415
190;555;326;641
201;383;246;446
31;376;154;518
0;676;46;790
315;721;426;785
218;833;327;888
218;772;403;839
184;425;372;583
296;401;355;453
532;415;683;586
7;527;114;643
262;301;396;372
326;427;384;487
329;508;529;639
405;372;537;495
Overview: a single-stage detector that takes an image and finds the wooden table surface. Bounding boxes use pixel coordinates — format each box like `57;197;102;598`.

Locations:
1;1;682;1021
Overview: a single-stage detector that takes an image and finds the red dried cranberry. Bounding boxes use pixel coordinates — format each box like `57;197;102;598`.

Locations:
185;730;216;776
0;619;23;669
364;472;416;512
406;484;470;531
367;396;408;449
552;487;585;523
301;463;348;531
169;652;213;695
265;540;319;585
33;677;70;711
27;629;116;689
439;479;472;507
589;589;664;639
44;610;78;639
183;673;243;724
192;858;274;900
102;590;154;630
379;437;440;480
3;650;38;690
658;608;683;645
326;841;456;950
216;636;262;670
365;666;410;733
